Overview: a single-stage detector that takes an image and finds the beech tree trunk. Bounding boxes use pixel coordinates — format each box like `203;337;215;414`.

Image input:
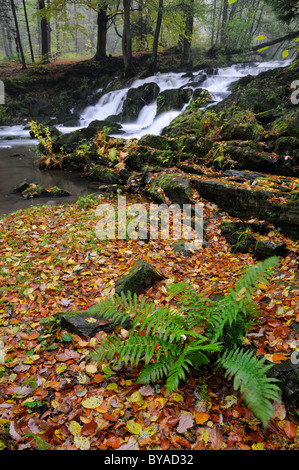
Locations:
151;0;163;71
10;0;26;69
38;0;50;63
94;5;108;59
181;0;195;67
122;0;134;77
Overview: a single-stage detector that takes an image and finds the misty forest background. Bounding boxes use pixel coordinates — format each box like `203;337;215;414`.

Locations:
0;0;298;74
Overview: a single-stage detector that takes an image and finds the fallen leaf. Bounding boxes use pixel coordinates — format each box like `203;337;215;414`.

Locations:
55;349;80;361
195;412;210;425
284;421;296;439
177;413;194;433
82;396;103;409
139;385;155;396
126;420;143;435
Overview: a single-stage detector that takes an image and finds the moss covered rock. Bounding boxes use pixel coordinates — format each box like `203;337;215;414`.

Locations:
115;260;164;295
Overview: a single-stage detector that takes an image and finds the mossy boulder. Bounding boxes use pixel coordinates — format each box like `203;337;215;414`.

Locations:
86;165;119;184
22;184;70;199
121;82;160;122
157;175;193;205
115;260;164;296
156;87;193;115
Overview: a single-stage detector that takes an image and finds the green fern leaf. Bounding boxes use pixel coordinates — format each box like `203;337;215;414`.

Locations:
216;347;280;427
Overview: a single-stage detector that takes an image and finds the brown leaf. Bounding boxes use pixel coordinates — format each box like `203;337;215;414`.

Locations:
139;385;155;396
209;425;223;450
81;420;98;437
55;349;81;361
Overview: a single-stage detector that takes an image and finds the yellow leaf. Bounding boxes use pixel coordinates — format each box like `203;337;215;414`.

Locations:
69;421;82;435
106;383;118;390
126;420;143;435
258;282;268;291
82;396;103;409
130;391;144;405
171;393;184;403
252;442;264;450
282;49;289;58
74;434;90;450
56;365;67;374
254;35;267;40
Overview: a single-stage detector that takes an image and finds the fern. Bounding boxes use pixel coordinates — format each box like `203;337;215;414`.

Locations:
216;348;280;427
93;257;280;427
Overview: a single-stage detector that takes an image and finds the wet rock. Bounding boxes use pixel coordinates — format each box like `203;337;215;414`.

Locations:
60;304;131;337
115;260;164;296
22;183;70;199
156;87;193;115
12;181;30;194
254;240;288;260
121;82;160;122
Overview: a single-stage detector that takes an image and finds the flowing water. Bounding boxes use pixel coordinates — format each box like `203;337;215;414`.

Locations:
0;59;292;214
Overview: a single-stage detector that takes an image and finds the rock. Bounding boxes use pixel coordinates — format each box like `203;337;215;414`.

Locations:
87;119;123;134
191;178;299;239
172;240;200;256
157;175;193;205
60;304;131;337
221;221;269;245
138;134;178;151
22;184;70;199
254;240;288;260
156;87;193;115
121;82;160;122
115;260;164;296
86;165;119;184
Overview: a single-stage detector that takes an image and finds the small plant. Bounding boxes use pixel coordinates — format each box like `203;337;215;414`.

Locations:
93;257;280;427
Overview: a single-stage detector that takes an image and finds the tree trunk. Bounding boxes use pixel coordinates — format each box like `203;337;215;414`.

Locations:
94;5;108;59
10;0;26;69
220;0;228;46
38;0;50;63
122;0;134;77
152;0;163;71
181;0;195;67
22;0;34;62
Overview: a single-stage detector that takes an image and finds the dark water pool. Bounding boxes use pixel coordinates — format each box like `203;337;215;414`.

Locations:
0;143;100;216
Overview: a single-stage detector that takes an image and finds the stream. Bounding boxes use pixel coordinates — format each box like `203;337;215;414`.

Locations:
0;59;291;215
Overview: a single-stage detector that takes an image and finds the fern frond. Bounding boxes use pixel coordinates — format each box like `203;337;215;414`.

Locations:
216;347;280;427
165;354;193;394
137;357;174;384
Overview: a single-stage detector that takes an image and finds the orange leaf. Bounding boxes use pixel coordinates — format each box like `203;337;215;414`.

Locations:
105;436;123;449
284;421;296;439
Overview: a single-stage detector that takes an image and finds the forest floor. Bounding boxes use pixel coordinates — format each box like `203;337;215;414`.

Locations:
0;190;298;451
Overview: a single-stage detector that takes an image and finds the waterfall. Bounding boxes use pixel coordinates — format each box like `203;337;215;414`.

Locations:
0;59;292;146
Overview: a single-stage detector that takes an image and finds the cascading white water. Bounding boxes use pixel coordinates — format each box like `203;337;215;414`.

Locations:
0;59;292;146
78;59;292;140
